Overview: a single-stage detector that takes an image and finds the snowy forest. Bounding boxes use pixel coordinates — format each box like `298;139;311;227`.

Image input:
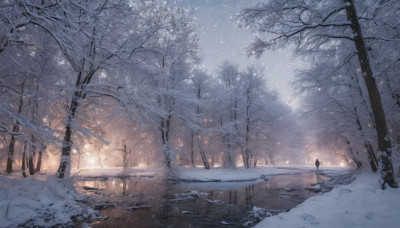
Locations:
0;0;399;227
0;0;305;176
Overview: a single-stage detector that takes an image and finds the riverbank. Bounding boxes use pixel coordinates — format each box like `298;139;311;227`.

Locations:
171;166;350;182
0;173;97;228
73;165;351;182
255;173;400;228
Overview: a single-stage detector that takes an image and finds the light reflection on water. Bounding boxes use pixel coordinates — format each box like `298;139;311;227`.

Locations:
76;172;330;227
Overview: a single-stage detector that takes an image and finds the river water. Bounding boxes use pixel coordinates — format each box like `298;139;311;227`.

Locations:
76;172;330;227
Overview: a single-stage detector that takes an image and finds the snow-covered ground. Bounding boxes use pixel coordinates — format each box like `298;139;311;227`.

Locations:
71;165;350;182
71;167;164;179
171;165;350;182
0;173;97;228
255;173;400;228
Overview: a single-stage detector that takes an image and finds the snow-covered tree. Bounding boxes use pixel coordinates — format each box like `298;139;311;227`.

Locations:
240;0;399;189
121;4;200;168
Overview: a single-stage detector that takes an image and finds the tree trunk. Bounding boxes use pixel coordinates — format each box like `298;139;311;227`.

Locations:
77;152;81;169
35;146;43;172
195;87;209;169
350;71;379;172
6;134;17;174
123;144;128;172
352;100;378;172
197;134;209;169
241;146;248;169
22;142;27;178
161;117;171;168
28;135;36;175
28;80;39;175
225;133;234;168
6;86;24;174
221;118;234;168
365;142;378;172
56;92;79;178
244;91;251;168
190;132;195;167
345;0;397;188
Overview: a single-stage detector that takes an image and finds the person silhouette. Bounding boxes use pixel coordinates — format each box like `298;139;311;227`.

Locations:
315;159;320;171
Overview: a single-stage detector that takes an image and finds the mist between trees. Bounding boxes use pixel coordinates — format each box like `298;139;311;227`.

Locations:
0;0;399;189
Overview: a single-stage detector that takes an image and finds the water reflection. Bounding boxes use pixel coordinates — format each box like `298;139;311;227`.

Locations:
76;172;330;227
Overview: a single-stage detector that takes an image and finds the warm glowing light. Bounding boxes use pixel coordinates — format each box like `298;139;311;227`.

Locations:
178;138;183;147
285;160;289;165
84;144;90;150
339;162;346;167
138;163;145;167
88;158;96;168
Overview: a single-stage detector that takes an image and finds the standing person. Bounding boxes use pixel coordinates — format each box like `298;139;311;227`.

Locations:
315;159;320;171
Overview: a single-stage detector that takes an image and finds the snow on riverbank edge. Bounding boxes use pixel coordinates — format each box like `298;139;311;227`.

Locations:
71;166;351;182
170;166;350;182
0;174;97;228
255;173;400;228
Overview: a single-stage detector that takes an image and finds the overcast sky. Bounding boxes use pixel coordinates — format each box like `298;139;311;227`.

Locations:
167;0;305;109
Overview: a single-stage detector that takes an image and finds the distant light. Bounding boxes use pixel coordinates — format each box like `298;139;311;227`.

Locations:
88;158;95;168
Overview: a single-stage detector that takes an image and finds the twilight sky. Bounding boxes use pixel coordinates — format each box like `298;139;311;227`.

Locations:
167;0;305;109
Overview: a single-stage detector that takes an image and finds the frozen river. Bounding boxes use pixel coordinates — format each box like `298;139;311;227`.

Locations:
76;172;330;227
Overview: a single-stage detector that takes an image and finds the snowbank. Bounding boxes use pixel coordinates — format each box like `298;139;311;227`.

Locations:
72;167;163;179
255;173;400;228
0;175;97;227
171;166;350;182
70;166;350;182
